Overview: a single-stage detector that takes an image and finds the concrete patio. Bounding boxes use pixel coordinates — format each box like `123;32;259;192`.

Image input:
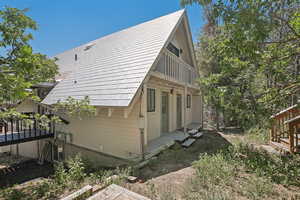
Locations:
145;123;201;159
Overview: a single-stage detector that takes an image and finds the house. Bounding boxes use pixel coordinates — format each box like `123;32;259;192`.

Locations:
2;9;203;167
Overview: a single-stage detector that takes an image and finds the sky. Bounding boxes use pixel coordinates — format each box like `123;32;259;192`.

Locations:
0;0;205;57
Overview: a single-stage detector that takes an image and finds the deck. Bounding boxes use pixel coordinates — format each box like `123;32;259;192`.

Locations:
0;118;55;146
145;123;201;159
0;130;54;146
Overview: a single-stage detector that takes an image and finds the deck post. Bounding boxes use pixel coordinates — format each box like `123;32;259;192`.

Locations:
138;84;148;160
289;123;294;153
141;83;148;146
183;84;187;134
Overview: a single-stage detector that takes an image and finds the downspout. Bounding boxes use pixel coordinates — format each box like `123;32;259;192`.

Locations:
184;84;187;134
201;91;204;129
139;85;146;160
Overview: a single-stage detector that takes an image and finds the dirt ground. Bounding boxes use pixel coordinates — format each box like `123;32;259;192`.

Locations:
123;130;234;198
1;129;298;199
0;155;54;188
122;129;299;199
0;153;30;170
137;130;232;180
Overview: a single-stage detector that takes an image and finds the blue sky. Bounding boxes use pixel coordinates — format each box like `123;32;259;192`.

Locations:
0;0;205;57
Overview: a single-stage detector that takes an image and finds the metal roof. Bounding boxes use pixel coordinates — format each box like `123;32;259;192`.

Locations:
42;10;186;106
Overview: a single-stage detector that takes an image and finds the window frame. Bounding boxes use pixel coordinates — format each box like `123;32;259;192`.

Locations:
147;88;156;112
187;94;191;109
167;43;180;57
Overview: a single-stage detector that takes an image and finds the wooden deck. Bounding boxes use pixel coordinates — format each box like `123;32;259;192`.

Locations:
0;130;54;146
270;104;300;153
0;118;55;146
87;184;150;200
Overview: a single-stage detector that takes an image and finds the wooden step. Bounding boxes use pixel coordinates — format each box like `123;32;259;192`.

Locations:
188;129;198;135
280;138;290;144
191;132;203;139
279;138;300;146
181;138;196;148
270;141;290;152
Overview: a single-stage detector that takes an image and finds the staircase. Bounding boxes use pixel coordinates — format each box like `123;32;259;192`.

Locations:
179;128;203;148
270;105;300;154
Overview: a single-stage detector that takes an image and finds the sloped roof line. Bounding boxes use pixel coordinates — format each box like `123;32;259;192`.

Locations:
53;9;185;59
42;9;187;106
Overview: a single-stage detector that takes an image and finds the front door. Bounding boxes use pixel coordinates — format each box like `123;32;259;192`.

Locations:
177;94;182;129
161;92;169;133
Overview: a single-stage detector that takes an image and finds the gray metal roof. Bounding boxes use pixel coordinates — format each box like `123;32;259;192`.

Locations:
42;10;186;106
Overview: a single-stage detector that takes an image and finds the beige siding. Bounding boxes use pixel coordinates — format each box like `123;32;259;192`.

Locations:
146;77;200;142
192;95;202;123
16;99;38;113
10;141;39;159
63;102;141;160
15;99;142;161
171;21;194;66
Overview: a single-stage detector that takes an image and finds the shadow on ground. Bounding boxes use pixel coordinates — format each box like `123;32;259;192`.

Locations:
138;130;232;180
0;160;54;187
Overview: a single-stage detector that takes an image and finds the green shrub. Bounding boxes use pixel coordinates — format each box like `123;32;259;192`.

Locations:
1;188;28;200
53;162;68;187
66;154;86;183
193;153;236;186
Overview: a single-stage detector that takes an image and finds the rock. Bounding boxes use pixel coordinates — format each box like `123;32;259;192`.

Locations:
127;176;138;183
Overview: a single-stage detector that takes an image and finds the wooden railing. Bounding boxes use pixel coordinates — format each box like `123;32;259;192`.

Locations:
0;116;56;146
155;50;198;86
270;104;300;153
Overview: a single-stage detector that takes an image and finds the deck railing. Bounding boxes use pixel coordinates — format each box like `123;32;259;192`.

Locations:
155;50;198;86
270;104;300;153
0;116;55;146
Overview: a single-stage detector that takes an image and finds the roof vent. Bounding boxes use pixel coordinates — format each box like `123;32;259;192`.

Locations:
84;43;95;51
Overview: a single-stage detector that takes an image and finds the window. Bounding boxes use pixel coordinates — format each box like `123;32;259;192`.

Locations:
75;54;78;61
187;95;191;108
147;88;155;112
167;43;180;57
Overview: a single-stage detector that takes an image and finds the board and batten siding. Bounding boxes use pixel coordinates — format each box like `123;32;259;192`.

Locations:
146;77;198;143
14;98;142;160
16;99;38;113
64;102;141;160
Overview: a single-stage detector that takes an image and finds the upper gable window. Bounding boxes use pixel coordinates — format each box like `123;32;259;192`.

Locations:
167;43;180;57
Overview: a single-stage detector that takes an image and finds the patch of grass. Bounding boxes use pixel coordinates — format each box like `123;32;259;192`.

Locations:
226;143;300;186
193;153;236;186
1;188;28;200
242;176;274;200
244;126;269;144
183;179;231;200
185;142;300;200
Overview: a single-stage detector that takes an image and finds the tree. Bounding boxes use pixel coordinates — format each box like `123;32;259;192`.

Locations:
0;7;58;105
181;0;300;128
0;7;96;126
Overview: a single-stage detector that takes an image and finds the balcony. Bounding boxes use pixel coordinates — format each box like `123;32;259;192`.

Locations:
153;50;199;88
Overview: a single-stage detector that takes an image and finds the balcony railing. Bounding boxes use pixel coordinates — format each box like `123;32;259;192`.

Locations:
154;50;198;86
0;116;55;146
